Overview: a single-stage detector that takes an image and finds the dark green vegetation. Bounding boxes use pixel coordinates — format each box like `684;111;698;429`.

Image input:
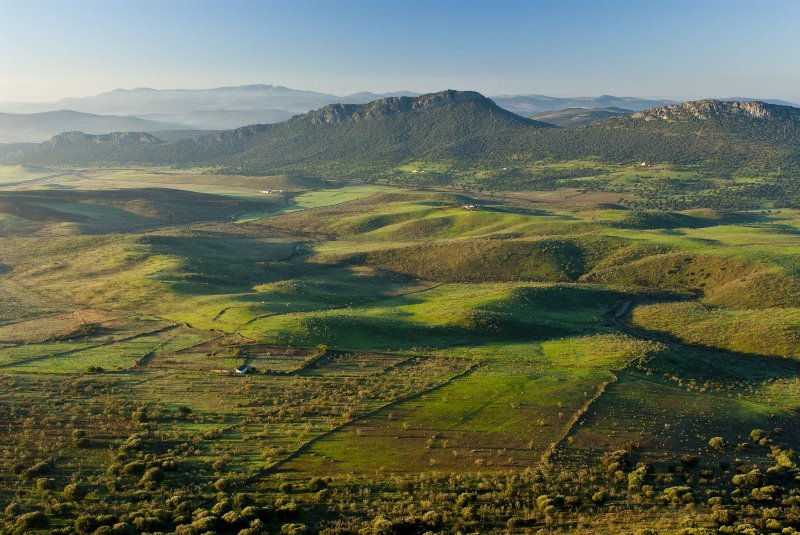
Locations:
8;93;800;198
1;158;799;533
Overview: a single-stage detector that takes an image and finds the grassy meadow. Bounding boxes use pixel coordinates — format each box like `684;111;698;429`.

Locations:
0;164;799;533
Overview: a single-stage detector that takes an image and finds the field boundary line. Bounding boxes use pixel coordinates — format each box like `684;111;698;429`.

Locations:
539;370;618;467
249;359;481;479
0;320;178;370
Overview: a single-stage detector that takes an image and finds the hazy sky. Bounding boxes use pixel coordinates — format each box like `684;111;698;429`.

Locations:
1;0;799;102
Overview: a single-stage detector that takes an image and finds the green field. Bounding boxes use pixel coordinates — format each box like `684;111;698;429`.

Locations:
1;165;799;533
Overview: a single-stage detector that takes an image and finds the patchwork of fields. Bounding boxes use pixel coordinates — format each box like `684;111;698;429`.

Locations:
1;165;799;533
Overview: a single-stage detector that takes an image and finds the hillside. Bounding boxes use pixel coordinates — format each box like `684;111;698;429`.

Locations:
562;99;800;175
8;94;800;180
0;109;192;143
10;90;555;172
530;106;632;127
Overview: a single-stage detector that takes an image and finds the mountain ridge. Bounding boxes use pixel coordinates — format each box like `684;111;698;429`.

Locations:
9;93;800;179
631;99;800;122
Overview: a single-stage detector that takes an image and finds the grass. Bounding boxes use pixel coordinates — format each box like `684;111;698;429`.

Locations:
631;301;800;358
1;166;800;533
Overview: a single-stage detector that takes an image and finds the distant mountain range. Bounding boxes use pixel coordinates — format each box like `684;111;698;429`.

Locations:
0;110;199;143
136;109;295;130
0;85;423;117
1;85;797;143
491;95;676;115
529;107;633;127
10;91;800;179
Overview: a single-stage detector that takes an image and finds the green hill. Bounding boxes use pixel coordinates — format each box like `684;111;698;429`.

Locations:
9;93;800;179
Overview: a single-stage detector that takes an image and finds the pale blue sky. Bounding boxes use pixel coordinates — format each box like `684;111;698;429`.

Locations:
1;0;798;102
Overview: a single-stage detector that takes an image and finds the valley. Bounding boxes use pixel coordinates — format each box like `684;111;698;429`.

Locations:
1;160;799;533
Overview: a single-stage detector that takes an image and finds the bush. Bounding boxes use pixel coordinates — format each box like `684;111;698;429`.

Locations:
662;486;694;504
591;490;606;504
213;477;233;492
36;477;56;491
63;482;89;501
600;449;630;473
21;460;54;480
139;467;163;487
14;511;49;532
708;436;728;450
281;523;307;535
750;485;779;502
233;493;254;508
306;477;328;492
421;510;440;528
732;469;764;488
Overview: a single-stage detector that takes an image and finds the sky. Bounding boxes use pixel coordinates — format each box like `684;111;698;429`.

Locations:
1;0;799;103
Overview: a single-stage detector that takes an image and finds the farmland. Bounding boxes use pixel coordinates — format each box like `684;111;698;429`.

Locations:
1;164;799;534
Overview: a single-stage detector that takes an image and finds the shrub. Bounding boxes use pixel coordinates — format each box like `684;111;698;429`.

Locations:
628;465;649;492
233;493;254;508
306;477;328;492
662;486;694;504
591;490;606;504
213;477;233;492
21;460;54;480
601;449;630;473
63;482;89;501
708;436;728;450
710;505;734;525
110;523;135;535
14;511;49;532
281;522;307;535
139;467;163;487
732;469;764;488
750;485;779;502
421;510;441;528
36;477;56;491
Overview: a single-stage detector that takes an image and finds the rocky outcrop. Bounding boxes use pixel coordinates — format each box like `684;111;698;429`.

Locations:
306;90;493;125
631;99;799;122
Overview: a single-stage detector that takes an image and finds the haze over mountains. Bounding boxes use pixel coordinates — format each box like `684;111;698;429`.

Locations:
2;84;797;143
0;110;202;143
529;107;634;127
9;90;800;181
